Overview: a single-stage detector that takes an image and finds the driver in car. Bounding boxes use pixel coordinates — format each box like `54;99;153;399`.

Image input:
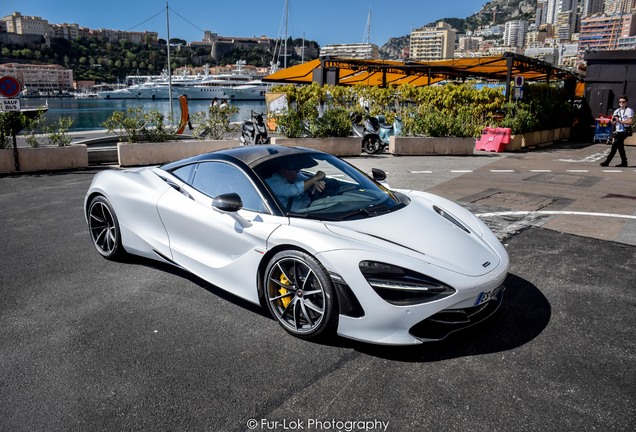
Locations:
266;158;326;211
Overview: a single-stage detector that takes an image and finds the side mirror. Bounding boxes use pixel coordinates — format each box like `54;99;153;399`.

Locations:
371;168;386;182
212;193;252;228
212;193;243;212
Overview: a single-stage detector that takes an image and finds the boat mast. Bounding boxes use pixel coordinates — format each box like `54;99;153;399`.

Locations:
301;32;305;63
166;0;173;118
283;0;289;68
364;7;371;44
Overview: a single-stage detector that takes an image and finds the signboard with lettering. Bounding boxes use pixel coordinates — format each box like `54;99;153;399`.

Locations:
0;98;21;111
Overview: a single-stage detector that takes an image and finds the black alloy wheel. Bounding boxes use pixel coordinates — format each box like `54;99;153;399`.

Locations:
88;196;125;260
264;250;338;340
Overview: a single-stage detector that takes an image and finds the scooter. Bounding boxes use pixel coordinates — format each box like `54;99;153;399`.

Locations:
240;110;270;145
351;111;383;154
376;113;403;149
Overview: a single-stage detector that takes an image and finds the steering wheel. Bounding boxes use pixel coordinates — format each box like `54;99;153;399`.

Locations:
336;184;358;195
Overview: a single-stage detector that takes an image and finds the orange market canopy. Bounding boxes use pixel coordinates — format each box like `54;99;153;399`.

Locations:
263;52;583;98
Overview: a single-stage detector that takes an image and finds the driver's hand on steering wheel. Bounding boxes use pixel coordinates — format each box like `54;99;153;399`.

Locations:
312;180;326;194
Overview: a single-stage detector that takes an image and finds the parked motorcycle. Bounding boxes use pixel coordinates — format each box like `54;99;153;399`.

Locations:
377;113;403;149
241;111;270;145
351;109;403;154
351;111;382;154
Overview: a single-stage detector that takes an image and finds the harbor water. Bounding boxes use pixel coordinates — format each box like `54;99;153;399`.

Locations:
19;97;267;131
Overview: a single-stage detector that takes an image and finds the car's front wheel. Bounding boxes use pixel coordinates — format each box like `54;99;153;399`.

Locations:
264;250;338;340
87;195;125;260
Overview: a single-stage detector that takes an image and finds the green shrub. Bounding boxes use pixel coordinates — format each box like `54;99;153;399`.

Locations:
46;117;74;147
309;107;351;138
271;81;573;138
275;107;309;138
499;102;539;134
0;111;29;148
24;112;45;148
102;107;176;143
192;104;239;140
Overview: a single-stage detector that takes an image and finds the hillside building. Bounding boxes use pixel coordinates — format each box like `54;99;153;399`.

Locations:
1;11;158;45
504;20;529;47
320;43;380;59
578;13;636;56
409;21;456;61
2;12;49;36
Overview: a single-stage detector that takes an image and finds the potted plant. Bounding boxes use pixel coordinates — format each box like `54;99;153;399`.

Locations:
0;111;87;173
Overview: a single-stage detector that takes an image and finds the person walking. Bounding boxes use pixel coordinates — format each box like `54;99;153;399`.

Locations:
600;95;633;167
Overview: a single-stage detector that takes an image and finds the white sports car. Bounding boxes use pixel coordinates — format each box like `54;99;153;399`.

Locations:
85;145;509;345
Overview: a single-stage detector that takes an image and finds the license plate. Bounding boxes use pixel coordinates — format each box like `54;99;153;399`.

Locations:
474;285;502;306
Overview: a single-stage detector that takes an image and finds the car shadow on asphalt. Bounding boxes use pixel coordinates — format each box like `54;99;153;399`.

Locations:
122;256;551;359
123;255;270;318
330;273;552;362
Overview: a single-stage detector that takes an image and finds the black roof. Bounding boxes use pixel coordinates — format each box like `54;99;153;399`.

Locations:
161;145;326;171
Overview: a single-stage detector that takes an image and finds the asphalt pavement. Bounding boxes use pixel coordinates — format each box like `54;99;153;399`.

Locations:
0;142;634;432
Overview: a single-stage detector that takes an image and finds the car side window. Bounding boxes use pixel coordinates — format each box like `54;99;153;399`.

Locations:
191;162;267;213
171;164;196;183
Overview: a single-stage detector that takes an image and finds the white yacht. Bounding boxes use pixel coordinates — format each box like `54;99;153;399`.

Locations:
96;62;266;100
223;80;269;101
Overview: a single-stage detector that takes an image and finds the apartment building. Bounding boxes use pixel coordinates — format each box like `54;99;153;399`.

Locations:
2;12;49;36
578;13;636;56
0;63;74;93
409;22;456;61
1;11;158;45
320;43;380;59
504;20;529;47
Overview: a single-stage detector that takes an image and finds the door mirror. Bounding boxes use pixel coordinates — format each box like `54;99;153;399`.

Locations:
371;168;386;182
212;193;243;212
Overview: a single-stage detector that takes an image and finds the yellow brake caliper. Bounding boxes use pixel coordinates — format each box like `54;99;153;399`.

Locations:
279;273;292;308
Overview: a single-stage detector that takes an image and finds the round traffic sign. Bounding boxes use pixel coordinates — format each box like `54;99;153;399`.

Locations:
0;76;22;98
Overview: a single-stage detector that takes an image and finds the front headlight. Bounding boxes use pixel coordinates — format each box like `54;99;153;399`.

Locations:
359;261;456;306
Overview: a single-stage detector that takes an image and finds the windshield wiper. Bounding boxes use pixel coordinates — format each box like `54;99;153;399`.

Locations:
286;211;309;218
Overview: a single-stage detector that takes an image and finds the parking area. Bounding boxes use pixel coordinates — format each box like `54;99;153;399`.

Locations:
0;144;634;431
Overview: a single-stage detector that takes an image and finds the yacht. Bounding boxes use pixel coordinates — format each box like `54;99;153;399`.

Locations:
97;62;265;100
223;80;269;101
177;71;255;100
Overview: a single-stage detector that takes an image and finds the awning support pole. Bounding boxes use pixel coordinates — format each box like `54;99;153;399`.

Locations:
505;55;513;101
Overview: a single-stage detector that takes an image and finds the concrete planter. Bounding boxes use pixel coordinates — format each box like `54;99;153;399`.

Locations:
389;136;475;156
270;137;361;156
117;139;239;167
0;145;88;173
506;127;572;151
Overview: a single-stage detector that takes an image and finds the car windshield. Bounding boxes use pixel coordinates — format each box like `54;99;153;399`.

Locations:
255;153;406;220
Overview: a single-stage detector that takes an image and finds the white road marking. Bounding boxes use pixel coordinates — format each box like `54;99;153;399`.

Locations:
530;169;552;172
566;170;589;173
450;170;473;173
558;150;609;163
490;169;515;173
476;210;636;221
409;170;432;174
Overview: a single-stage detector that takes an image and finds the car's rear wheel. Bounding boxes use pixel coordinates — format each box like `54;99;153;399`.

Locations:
88;195;125;260
264;250;338;340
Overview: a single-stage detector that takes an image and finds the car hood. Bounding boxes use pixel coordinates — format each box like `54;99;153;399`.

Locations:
323;191;503;277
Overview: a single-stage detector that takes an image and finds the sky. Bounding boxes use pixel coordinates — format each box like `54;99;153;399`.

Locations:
1;0;488;46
